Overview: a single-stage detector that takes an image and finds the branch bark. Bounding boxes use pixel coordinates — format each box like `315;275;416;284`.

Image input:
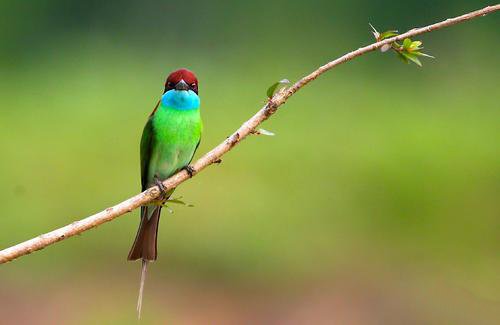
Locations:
1;5;498;264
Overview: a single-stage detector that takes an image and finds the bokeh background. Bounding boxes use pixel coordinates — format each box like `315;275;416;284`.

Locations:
1;1;499;324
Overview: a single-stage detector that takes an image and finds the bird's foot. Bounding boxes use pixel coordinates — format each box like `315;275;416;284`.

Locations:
183;165;196;178
154;176;168;200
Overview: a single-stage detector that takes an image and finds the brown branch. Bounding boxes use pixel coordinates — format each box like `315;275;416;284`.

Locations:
1;5;498;264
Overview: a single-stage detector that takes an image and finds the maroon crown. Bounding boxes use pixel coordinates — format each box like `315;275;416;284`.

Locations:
164;68;198;94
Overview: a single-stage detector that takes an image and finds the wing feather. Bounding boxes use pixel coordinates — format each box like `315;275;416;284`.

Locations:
140;101;160;191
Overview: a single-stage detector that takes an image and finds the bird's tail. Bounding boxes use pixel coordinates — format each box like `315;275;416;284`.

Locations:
127;205;161;319
137;259;148;319
127;205;161;261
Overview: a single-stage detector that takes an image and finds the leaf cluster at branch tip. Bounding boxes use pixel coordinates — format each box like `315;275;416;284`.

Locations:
369;23;434;67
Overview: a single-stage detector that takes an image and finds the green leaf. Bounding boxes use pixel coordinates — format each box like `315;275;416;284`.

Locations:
166;196;195;207
396;51;409;64
409;40;422;50
403;38;412;50
413;51;435;58
167;199;186;205
379;30;398;40
266;79;290;98
402;52;422;66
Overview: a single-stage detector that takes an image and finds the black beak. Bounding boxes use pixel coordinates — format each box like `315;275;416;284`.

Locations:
175;80;189;91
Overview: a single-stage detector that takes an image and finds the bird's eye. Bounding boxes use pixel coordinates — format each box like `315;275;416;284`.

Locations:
191;83;196;88
168;82;174;88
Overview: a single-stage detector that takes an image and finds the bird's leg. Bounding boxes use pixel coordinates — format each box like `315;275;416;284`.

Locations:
183;165;196;178
154;175;168;201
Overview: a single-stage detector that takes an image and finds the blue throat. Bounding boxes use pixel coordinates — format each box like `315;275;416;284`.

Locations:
161;90;200;111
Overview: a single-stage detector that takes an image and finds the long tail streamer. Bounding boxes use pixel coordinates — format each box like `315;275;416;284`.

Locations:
137;259;148;319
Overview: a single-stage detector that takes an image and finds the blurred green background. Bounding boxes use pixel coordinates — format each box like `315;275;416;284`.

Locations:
1;0;499;324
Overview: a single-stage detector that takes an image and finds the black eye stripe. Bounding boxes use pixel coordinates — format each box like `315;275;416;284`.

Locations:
165;81;197;92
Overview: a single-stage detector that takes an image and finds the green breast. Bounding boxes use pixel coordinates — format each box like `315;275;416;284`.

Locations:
147;105;202;185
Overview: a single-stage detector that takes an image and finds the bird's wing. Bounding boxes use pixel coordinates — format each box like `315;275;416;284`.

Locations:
187;118;202;165
149;100;160;117
140;101;160;191
188;138;201;165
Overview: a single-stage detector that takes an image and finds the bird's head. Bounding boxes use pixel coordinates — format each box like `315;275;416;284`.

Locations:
164;68;198;94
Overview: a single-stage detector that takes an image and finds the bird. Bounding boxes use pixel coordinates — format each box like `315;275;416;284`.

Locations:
127;68;202;317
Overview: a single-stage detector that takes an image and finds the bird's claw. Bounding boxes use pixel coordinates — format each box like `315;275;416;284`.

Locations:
154;176;168;200
184;165;196;177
